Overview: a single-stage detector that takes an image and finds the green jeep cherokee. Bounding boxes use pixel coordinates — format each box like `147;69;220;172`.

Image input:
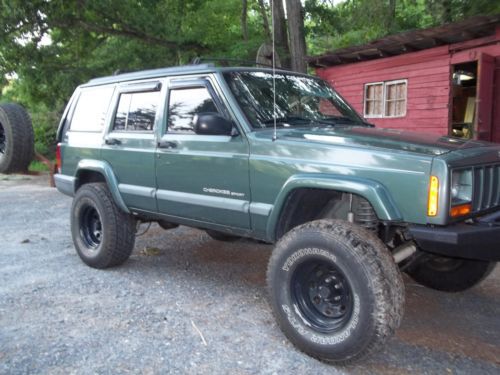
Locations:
55;64;499;364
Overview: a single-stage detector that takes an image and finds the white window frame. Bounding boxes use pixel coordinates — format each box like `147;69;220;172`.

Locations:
364;79;407;118
364;81;384;118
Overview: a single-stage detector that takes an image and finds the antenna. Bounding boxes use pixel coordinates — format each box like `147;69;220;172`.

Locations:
271;0;277;142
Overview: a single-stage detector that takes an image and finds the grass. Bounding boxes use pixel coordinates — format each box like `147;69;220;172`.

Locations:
28;160;51;172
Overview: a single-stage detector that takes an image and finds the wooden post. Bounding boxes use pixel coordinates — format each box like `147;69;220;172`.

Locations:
35;152;56;187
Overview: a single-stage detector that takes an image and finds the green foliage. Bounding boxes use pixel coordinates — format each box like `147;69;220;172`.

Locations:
305;0;498;54
0;0;267;157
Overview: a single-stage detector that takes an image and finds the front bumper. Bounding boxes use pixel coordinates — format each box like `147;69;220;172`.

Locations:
409;211;500;262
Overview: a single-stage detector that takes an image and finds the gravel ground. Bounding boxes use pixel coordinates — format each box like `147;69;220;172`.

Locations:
1;174;499;374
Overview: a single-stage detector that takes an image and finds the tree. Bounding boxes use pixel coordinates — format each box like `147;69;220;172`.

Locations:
242;0;249;41
285;0;308;72
272;0;291;68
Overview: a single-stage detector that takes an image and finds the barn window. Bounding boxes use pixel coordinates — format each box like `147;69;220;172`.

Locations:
364;80;407;118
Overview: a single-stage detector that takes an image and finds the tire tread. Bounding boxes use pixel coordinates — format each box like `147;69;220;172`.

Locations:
0;103;34;173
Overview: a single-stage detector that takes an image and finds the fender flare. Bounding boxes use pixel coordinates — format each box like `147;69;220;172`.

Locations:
75;159;129;213
266;174;402;241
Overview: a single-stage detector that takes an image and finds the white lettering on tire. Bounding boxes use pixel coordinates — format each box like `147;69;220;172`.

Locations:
282;294;360;345
282;247;337;272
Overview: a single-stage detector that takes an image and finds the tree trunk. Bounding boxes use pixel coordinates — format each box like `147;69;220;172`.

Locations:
387;0;396;31
272;0;290;68
285;0;307;73
257;0;271;41
241;0;248;41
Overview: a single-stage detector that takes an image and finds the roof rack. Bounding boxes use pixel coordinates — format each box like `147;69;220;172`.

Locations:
191;57;273;69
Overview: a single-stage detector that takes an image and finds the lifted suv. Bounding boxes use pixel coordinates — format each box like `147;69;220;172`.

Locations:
55;64;499;364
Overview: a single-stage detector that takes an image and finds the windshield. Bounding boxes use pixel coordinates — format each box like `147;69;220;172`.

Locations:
223;71;365;129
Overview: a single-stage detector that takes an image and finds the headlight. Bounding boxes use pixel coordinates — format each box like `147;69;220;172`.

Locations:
450;169;472;217
451;169;472;205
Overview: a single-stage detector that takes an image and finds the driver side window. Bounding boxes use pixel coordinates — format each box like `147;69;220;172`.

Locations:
167;87;220;133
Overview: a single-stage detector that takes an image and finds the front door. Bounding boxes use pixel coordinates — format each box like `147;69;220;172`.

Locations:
155;78;251;229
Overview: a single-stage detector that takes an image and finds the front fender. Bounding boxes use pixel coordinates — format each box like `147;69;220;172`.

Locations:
75;159;129;214
266;174;402;240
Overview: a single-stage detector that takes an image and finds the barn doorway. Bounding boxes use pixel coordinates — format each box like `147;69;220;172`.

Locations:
451;61;477;139
450;53;495;140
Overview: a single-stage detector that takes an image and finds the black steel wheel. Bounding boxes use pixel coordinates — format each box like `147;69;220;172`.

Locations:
79;205;103;251
291;260;353;333
406;254;496;292
71;183;136;269
267;219;404;364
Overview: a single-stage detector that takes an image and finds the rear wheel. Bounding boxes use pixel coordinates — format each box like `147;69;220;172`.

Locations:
0;103;34;174
71;183;136;269
267;219;404;364
406;255;496;292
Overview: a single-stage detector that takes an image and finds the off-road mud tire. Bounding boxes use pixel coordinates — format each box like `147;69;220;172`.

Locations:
0;103;35;173
406;255;496;292
267;219;405;365
71;183;136;269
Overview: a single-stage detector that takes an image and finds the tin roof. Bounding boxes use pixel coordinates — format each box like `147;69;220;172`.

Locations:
308;14;500;67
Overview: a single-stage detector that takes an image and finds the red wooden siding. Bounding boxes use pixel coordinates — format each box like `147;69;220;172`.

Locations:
317;47;451;135
317;37;500;142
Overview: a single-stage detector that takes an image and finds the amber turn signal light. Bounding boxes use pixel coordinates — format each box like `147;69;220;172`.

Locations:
450;203;472;217
427;176;439;216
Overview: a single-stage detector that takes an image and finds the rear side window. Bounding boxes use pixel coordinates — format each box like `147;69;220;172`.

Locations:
113;91;160;132
70;86;114;132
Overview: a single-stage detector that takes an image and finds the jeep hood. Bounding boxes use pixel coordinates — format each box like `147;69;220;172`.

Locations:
255;126;492;156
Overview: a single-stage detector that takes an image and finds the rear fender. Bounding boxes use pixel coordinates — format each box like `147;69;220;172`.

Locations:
75;159;129;214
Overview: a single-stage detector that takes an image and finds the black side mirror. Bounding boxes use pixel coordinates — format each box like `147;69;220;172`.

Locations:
193;113;234;136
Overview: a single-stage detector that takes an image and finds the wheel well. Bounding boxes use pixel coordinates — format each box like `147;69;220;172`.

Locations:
275;188;379;240
75;170;106;191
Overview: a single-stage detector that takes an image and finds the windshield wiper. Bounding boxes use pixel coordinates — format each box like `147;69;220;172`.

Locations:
262;116;314;126
321;115;361;124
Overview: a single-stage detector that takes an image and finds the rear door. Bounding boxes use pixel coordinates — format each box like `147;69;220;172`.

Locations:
155;77;251;228
101;81;164;212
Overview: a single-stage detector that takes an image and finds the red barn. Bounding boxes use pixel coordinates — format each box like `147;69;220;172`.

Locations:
309;15;500;142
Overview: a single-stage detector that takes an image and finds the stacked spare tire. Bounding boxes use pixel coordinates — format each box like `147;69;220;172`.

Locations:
0;103;34;174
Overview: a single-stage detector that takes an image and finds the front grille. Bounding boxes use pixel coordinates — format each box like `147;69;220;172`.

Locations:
471;164;500;212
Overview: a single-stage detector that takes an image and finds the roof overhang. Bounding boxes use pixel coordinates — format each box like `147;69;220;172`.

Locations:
308;14;500;68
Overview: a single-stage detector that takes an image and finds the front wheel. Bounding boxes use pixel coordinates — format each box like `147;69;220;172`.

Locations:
71;183;136;269
406;255;496;292
267;219;404;364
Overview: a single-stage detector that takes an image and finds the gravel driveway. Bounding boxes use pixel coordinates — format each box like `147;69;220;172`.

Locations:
1;174;499;374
